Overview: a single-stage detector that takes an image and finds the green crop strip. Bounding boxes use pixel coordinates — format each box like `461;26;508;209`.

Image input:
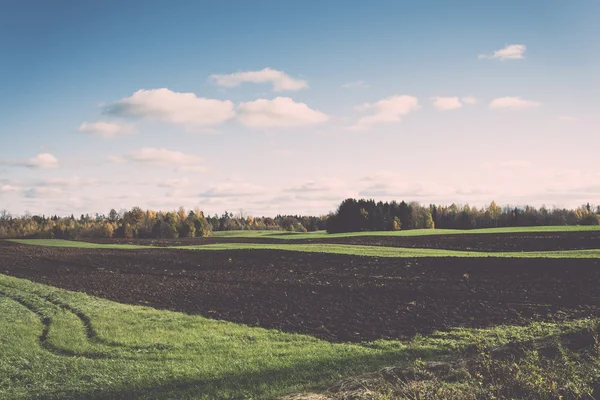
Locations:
9;239;600;258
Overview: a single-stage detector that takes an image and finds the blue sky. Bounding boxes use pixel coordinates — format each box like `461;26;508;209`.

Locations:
1;0;599;216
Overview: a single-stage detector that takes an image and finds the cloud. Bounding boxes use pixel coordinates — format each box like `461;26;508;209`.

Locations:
360;170;406;183
462;96;478;105
432;96;462;111
113;148;204;166
210;68;308;92
236;97;328;128
177;165;209;173
0;184;19;193
24;187;63;199
284;179;346;193
104;88;235;127
36;176;105;188
479;44;526;60
353;95;419;128
199;181;265;198
23;153;59;169
489;97;542;110
156;178;191;188
358;181;455;199
78;121;134;138
341;80;370;89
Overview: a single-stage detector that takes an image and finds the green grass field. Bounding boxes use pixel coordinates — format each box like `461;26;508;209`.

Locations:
1;273;597;399
10;239;600;258
212;225;600;240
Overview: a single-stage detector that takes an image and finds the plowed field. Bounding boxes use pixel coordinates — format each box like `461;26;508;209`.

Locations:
2;240;599;342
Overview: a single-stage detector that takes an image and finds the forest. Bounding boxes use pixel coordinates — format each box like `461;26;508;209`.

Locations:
0;207;327;239
325;199;600;233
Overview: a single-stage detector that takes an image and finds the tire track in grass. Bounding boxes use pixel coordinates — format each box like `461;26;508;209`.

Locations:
0;282;184;360
37;292;168;351
0;284;93;358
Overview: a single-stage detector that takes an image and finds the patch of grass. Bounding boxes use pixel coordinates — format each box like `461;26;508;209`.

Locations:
212;225;600;240
1;273;597;399
10;239;600;258
212;230;300;238
323;321;600;399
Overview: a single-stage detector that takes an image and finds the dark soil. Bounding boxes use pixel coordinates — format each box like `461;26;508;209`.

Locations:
84;230;600;252
1;241;600;343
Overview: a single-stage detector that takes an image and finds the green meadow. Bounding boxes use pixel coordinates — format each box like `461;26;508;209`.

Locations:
1;273;598;399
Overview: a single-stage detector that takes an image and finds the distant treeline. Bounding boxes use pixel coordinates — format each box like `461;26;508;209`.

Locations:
326;199;600;233
1;199;599;239
0;207;327;240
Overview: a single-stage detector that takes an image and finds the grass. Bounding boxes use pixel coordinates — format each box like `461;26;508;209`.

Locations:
1;273;598;399
212;225;600;240
9;239;600;258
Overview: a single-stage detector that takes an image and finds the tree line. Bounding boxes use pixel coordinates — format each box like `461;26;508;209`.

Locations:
0;207;327;239
1;199;599;239
325;199;600;233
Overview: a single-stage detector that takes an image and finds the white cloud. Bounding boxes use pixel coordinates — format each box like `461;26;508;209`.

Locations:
479;44;526;60
462;96;478;105
341;80;370;89
284;179;346;193
199;181;265;198
24;153;59;169
37;176;104;187
24;187;63;199
360;170;406;183
105;88;235;127
0;184;19;193
236;97;328;128
156;178;191;188
78;121;134;138
489;97;541;110
210;68;308;92
177;165;209;173
107;155;125;164
356;171;497;204
432;96;462;111
353;95;419;128
358;181;457;199
114;148;204;166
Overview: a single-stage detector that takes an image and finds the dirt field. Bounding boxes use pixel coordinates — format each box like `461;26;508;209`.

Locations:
2;240;600;343
85;230;600;252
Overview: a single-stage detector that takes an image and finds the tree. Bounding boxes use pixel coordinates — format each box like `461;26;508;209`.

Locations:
488;201;501;227
116;223;134;239
102;222;115;238
0;209;11;221
124;207;144;227
391;216;401;231
108;209;119;222
179;222;196;238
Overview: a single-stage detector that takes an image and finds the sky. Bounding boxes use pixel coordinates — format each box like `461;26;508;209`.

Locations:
0;0;599;217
